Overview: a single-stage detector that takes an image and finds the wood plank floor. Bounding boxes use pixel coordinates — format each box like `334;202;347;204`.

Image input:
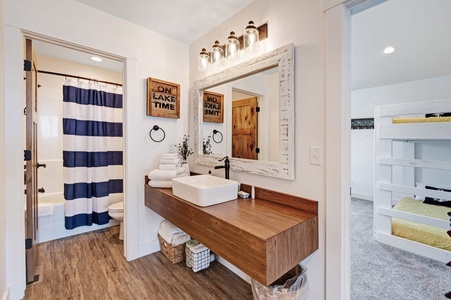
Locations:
24;226;253;300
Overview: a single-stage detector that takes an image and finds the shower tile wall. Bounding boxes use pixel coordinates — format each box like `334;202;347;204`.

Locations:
37;72;64;195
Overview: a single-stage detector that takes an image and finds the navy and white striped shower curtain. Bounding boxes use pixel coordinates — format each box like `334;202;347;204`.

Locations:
63;79;123;230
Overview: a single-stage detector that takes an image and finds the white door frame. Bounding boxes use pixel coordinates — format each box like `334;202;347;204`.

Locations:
323;0;386;299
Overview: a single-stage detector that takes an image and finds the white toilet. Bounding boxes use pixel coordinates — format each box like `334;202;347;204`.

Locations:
108;201;124;240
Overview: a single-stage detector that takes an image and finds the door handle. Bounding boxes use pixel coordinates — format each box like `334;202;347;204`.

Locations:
38;187;45;193
37;163;47;169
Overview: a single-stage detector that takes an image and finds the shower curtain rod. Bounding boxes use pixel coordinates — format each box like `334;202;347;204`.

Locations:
38;70;123;86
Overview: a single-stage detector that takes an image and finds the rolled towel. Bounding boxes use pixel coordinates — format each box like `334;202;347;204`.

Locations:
171;232;191;246
148;169;179;181
159;164;177;170
158;220;185;244
148;180;172;188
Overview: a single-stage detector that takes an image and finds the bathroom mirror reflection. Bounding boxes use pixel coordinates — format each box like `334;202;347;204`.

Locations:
193;44;295;180
202;66;279;161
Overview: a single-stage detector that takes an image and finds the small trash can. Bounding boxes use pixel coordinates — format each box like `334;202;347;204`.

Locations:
251;264;309;300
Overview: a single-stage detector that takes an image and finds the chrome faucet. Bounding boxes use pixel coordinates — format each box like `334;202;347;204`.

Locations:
214;156;230;179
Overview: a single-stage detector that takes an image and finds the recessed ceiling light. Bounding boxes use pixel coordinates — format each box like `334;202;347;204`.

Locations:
383;46;395;54
91;56;103;62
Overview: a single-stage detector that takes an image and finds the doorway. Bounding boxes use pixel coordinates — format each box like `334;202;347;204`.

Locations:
24;37;125;282
231;90;259;160
349;0;451;298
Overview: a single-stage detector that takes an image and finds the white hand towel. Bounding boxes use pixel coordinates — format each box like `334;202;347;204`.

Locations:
171;232;191;246
148;169;178;181
160;158;180;165
162;153;178;159
159;164;177;170
148;180;172;188
158;220;185;244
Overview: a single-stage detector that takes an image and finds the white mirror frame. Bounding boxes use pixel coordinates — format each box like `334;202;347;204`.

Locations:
193;43;294;180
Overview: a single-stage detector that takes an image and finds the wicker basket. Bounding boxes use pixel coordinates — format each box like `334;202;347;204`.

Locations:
158;234;185;264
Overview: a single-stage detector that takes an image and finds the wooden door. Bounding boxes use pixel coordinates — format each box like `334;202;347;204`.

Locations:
24;38;38;284
232;97;258;160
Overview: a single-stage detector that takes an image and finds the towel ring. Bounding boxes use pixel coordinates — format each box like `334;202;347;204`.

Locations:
149;125;166;143
212;129;223;143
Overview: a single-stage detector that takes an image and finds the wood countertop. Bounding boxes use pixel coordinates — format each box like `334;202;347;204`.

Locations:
144;177;318;286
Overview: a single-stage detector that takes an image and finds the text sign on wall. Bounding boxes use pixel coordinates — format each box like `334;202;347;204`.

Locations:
203;90;224;123
147;78;180;119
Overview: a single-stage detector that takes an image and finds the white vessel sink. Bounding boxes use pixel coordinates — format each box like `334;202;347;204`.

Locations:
172;175;239;207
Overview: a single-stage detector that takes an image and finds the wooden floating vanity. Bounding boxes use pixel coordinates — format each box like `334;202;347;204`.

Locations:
144;176;318;286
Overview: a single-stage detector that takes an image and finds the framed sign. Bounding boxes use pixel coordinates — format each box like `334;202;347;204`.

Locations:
147;78;180;119
203;90;224;123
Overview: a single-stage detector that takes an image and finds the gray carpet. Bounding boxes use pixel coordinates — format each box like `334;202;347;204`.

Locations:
351;198;451;300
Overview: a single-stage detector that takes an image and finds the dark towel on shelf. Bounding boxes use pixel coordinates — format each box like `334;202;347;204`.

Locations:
423;185;451;207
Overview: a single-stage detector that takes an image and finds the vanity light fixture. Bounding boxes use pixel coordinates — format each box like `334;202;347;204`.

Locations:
197;21;268;72
243;21;259;53
226;31;240;60
211;40;224;66
198;48;210;72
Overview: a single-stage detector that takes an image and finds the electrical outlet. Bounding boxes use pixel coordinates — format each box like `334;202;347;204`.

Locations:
310;146;322;165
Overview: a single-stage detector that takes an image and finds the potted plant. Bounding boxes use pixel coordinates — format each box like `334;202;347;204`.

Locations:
203;136;212;155
177;135;193;175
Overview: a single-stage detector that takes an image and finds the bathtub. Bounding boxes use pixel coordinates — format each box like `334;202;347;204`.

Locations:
37;192;118;243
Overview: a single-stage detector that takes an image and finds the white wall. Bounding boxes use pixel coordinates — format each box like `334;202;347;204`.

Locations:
351;75;451;200
0;0;8;297
3;0;189;298
190;0;326;298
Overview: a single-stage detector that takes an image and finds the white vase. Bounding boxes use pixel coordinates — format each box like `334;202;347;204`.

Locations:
182;162;190;176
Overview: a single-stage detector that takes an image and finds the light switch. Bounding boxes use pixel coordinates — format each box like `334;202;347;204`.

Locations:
310;146;322;165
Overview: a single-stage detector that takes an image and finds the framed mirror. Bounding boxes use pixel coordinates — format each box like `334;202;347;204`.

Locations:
193;43;294;180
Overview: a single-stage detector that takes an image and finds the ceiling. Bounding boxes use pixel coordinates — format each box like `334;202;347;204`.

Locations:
34;0;257;74
352;0;451;90
74;0;257;44
34;0;451;91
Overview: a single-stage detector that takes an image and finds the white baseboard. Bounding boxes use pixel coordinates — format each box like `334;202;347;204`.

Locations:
137;238;160;259
2;287;9;300
351;192;373;201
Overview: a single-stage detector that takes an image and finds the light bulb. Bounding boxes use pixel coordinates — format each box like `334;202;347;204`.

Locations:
198;48;210;72
226;31;240;60
211;40;224;66
244;21;259;53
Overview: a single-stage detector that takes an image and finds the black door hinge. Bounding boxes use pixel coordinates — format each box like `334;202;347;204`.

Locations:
24;60;32;72
256;106;260;113
24;150;31;161
256;148;260;154
25;238;32;250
